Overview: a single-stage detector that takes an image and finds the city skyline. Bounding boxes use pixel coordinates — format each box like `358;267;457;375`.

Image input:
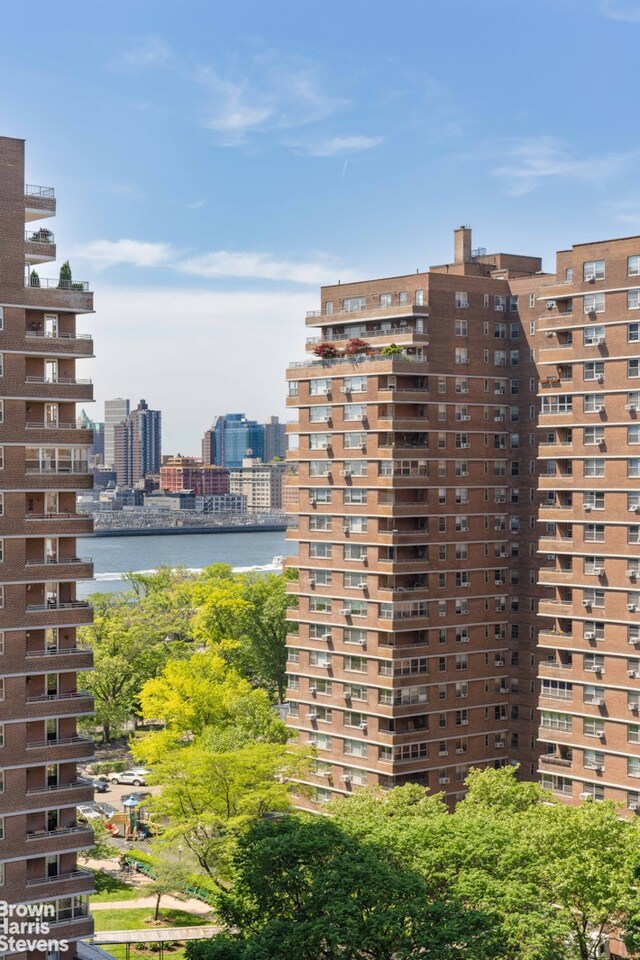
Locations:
1;0;639;450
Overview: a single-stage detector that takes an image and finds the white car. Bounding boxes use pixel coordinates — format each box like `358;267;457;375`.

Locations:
108;769;149;786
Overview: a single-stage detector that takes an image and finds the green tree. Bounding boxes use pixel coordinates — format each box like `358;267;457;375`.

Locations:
134;738;305;882
186;816;498;960
79;588;192;742
147;856;190;920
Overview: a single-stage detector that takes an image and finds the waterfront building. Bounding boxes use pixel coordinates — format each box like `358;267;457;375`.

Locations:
203;414;266;469
229;456;287;512
285;226;543;806
113;399;161;488
103;397;129;469
0;137;95;946
159;455;229;496
195;493;247;514
264;415;287;461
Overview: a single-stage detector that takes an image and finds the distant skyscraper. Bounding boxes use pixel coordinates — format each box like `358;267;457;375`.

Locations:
77;408;104;465
114;398;162;487
264;415;286;460
104;397;130;468
206;413;266;469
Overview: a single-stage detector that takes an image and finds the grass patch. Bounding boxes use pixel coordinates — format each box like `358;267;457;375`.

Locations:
93;906;207;932
103;949;187;960
92;869;153;902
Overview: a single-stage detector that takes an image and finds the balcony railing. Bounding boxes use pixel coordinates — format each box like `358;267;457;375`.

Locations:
26;823;90;840
25;463;90;475
25;229;55;243
26;646;90;658
288;352;427;370
26;778;92;795
27;735;94;748
26;422;85;431
25;277;89;292
26;331;92;341
26;690;91;704
27;869;93;886
26;601;91;612
306;299;427;319
25;184;55;198
25;556;90;566
306;324;427;345
25;376;92;385
26;512;88;521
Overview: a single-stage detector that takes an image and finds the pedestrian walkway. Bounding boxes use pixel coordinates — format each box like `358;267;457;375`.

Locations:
91;894;213;915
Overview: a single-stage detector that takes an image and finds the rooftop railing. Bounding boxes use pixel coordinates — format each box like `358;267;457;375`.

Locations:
25;277;89;292
25;184;55;198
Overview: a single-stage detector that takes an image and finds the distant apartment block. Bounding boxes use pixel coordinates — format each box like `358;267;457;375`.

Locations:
103;397;129;468
159;455;229;496
230;456;287;512
202;413;265;469
114;398;161;487
264;415;286;461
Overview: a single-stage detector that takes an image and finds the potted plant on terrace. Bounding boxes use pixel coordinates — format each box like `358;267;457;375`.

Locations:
381;343;405;356
313;342;340;360
344;338;369;356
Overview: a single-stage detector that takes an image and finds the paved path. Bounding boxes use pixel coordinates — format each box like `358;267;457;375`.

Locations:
91;894;213;915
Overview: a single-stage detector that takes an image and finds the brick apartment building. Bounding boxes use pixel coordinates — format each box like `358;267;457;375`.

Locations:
285;225;640;813
159;455;229;496
0;137;95;952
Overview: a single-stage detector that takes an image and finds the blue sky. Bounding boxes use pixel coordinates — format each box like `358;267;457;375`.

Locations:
3;0;640;452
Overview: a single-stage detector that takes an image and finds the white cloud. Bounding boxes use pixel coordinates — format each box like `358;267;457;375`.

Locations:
179;250;353;285
295;135;384;157
196;51;345;145
600;0;640;21
74;238;353;285
186;199;207;210
85;287;312;453
493;136;639;195
110;36;173;70
73;239;174;269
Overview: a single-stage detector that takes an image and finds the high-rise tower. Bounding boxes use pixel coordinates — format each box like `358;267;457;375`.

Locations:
0;137;95;949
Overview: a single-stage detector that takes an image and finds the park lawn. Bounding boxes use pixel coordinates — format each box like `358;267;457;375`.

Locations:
93;906;207;932
92;869;154;902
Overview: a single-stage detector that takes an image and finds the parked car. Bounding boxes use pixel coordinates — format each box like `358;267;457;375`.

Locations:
95;802;117;819
108;769;149;786
88;777;109;793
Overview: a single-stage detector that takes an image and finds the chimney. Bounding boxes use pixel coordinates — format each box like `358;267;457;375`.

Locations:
454;225;472;264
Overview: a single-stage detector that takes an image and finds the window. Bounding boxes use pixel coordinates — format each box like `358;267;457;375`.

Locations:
541;711;572;731
630;425;640;444
629;323;640;342
380;293;392;307
584;260;605;281
510;296;519;313
585;524;605;543
585;459;605;478
343;375;367;393
309;488;331;504
310;543;331;559
629;256;640;276
455;318;468;336
344;488;367;505
584;426;605;445
494;296;506;312
455;347;469;364
494;323;506;339
344;544;366;560
415;289;424;306
310;597;332;613
309;434;331;450
584;361;604;381
529;293;535;308
630;359;640;379
455;292;469;309
344;432;367;449
343;297;366;312
344;403;367;421
584;325;604;346
584;293;605;314
309;405;330;423
310;378;331;396
629;291;640;311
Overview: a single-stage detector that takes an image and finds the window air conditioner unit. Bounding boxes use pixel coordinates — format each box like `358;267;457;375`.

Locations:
495;386;506;394
586;275;596;282
628;604;638;612
322;633;332;641
591;698;605;706
596;404;605;412
629;802;640;811
341;469;352;477
628;570;638;578
358;721;368;730
308;712;318;721
340;387;351;394
632;704;640;712
439;776;451;784
495;659;505;666
583;600;592;607
628;670;638;678
495;740;505;748
310;499;317;506
591;337;604;346
545;331;554;338
309;579;316;587
584;504;592;512
585;632;596;640
460;442;470;449
627;403;639;412
597;731;606;739
461;415;471;421
309;686;317;694
343;527;351;534
387;378;397;389
546;301;556;310
594;764;604;772
460;386;470;394
596;375;605;384
340;608;351;616
593;567;604;575
495;304;505;312
340;774;352;783
356;638;367;647
460;719;469;726
579;792;592;800
495;415;505;422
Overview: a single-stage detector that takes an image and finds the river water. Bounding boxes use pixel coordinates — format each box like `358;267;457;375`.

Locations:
78;529;290;597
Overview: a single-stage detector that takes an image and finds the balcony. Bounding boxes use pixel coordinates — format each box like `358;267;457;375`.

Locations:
22;276;93;313
22;376;93;402
24;556;94;579
25;184;56;221
288;352;428;372
25;512;93;534
24;330;93;357
25;228;57;265
305;299;428;327
26;600;91;613
25;460;90;476
26;869;94;889
26;777;93;797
